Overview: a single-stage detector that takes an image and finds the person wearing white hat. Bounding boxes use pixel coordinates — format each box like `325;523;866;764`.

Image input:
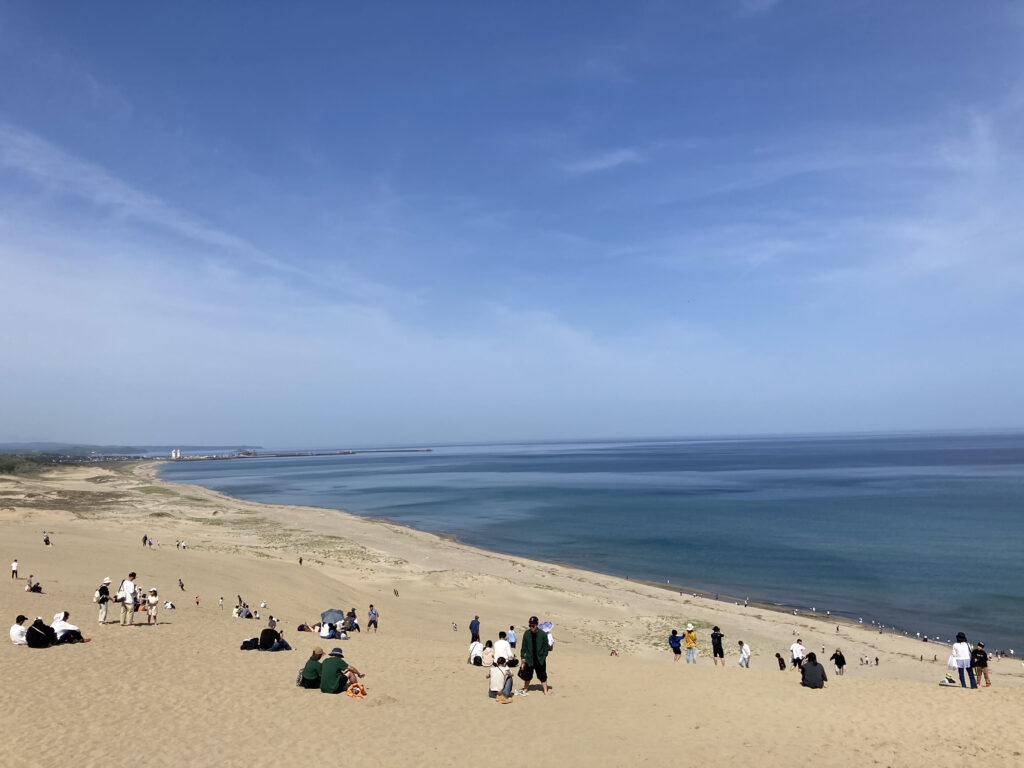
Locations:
96;577;112;624
146;588;160;625
684;623;698;664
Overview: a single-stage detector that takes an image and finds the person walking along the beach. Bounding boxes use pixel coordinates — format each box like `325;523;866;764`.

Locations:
96;577;111;624
971;642;991;687
11;559;17;579
830;649;846;675
684;623;698;664
520;616;550;695
952;632;977;688
668;629;683;661
711;626;725;666
119;572;137;626
469;615;480;639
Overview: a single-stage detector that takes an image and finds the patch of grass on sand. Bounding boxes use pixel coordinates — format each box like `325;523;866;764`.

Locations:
16;490;130;517
149;511;174;518
137;486;179;496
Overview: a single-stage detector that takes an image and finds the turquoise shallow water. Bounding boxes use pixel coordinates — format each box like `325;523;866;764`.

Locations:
158;432;1024;650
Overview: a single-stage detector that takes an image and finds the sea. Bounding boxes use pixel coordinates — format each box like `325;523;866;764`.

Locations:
157;432;1024;651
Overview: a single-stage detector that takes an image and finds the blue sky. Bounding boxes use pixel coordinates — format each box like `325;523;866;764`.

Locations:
2;1;1023;447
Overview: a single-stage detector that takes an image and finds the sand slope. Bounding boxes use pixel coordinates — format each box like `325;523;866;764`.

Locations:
1;464;1021;768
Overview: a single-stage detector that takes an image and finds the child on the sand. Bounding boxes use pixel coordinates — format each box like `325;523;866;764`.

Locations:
668;629;682;661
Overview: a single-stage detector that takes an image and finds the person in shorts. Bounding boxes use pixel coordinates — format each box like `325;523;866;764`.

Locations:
367;604;379;632
519;615;550;695
711;626;725;666
668;629;683;661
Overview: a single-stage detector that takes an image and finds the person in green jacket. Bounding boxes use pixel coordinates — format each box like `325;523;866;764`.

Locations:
300;647;324;689
519;615;550;696
320;647;366;694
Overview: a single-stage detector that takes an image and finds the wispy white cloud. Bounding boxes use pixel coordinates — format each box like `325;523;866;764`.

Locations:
563;147;643;176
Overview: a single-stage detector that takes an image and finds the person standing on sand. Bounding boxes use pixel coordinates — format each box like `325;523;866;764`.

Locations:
711;626;725;666
508;625;517;650
684;623;698;664
738;641;751;668
952;632;977;689
469;615;480;639
178;578;185;592
11;559;17;579
971;642;991;687
119;572;136;626
775;652;786;670
367;604;379;633
790;639;806;670
96;577;111;624
219;597;224;610
668;629;683;661
829;649;846;675
147;589;160;625
519;615;550;696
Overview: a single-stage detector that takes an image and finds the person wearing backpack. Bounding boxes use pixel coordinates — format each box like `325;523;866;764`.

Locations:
96;577;111;625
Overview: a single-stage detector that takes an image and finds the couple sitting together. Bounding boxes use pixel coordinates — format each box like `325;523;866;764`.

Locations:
298;646;366;694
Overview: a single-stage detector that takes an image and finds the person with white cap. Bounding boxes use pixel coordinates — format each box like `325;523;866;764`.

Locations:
146;588;160;625
684;623;698;664
96;577;112;624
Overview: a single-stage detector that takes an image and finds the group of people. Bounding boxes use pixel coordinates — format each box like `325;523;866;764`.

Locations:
950;631;991;688
668;625;751;668
297;646;367;694
10;611;91;647
467;615;550;700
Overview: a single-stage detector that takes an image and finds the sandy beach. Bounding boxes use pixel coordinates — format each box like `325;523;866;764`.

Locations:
2;462;1022;768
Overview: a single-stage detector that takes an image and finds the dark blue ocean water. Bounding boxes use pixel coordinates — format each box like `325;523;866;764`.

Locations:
158;433;1024;650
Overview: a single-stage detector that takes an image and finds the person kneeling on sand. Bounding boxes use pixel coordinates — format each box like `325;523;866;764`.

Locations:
319;647;365;694
299;647;324;689
800;652;827;689
490;657;514;702
51;612;90;644
259;619;292;652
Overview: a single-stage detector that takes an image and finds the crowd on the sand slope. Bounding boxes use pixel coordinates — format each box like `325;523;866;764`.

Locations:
7;536;1012;701
665;625;1000;690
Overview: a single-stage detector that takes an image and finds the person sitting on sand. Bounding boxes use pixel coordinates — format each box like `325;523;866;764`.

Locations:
297;621;321;633
10;615;28;645
25;575;43;594
489;657;514;702
51;611;90;644
800;652;828;689
26;617;56;648
319;647;365;694
468;636;485;666
299;647;324;689
259;619;292;652
494;631;513;664
481;639;495;667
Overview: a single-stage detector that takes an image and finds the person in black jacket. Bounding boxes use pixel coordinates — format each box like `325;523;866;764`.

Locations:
800;652;828;689
25;617;57;648
971;642;991;687
519;616;550;696
829;648;847;675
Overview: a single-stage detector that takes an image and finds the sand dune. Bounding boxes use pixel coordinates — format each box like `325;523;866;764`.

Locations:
1;463;1021;768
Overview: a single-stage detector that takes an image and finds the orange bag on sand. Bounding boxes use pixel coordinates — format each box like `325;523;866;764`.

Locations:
346;682;366;698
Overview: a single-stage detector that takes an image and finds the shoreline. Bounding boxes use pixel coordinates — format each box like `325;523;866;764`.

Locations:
149;461;993;651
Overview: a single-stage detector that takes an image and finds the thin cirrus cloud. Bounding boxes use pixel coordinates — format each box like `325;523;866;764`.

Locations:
562;147;644;176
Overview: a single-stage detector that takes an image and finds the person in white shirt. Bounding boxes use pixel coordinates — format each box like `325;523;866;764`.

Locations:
468;638;485;665
493;631;513;663
119;572;137;626
11;559;17;579
738;640;751;668
10;614;28;644
951;631;977;689
789;639;806;670
51;611;89;644
489;657;513;701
